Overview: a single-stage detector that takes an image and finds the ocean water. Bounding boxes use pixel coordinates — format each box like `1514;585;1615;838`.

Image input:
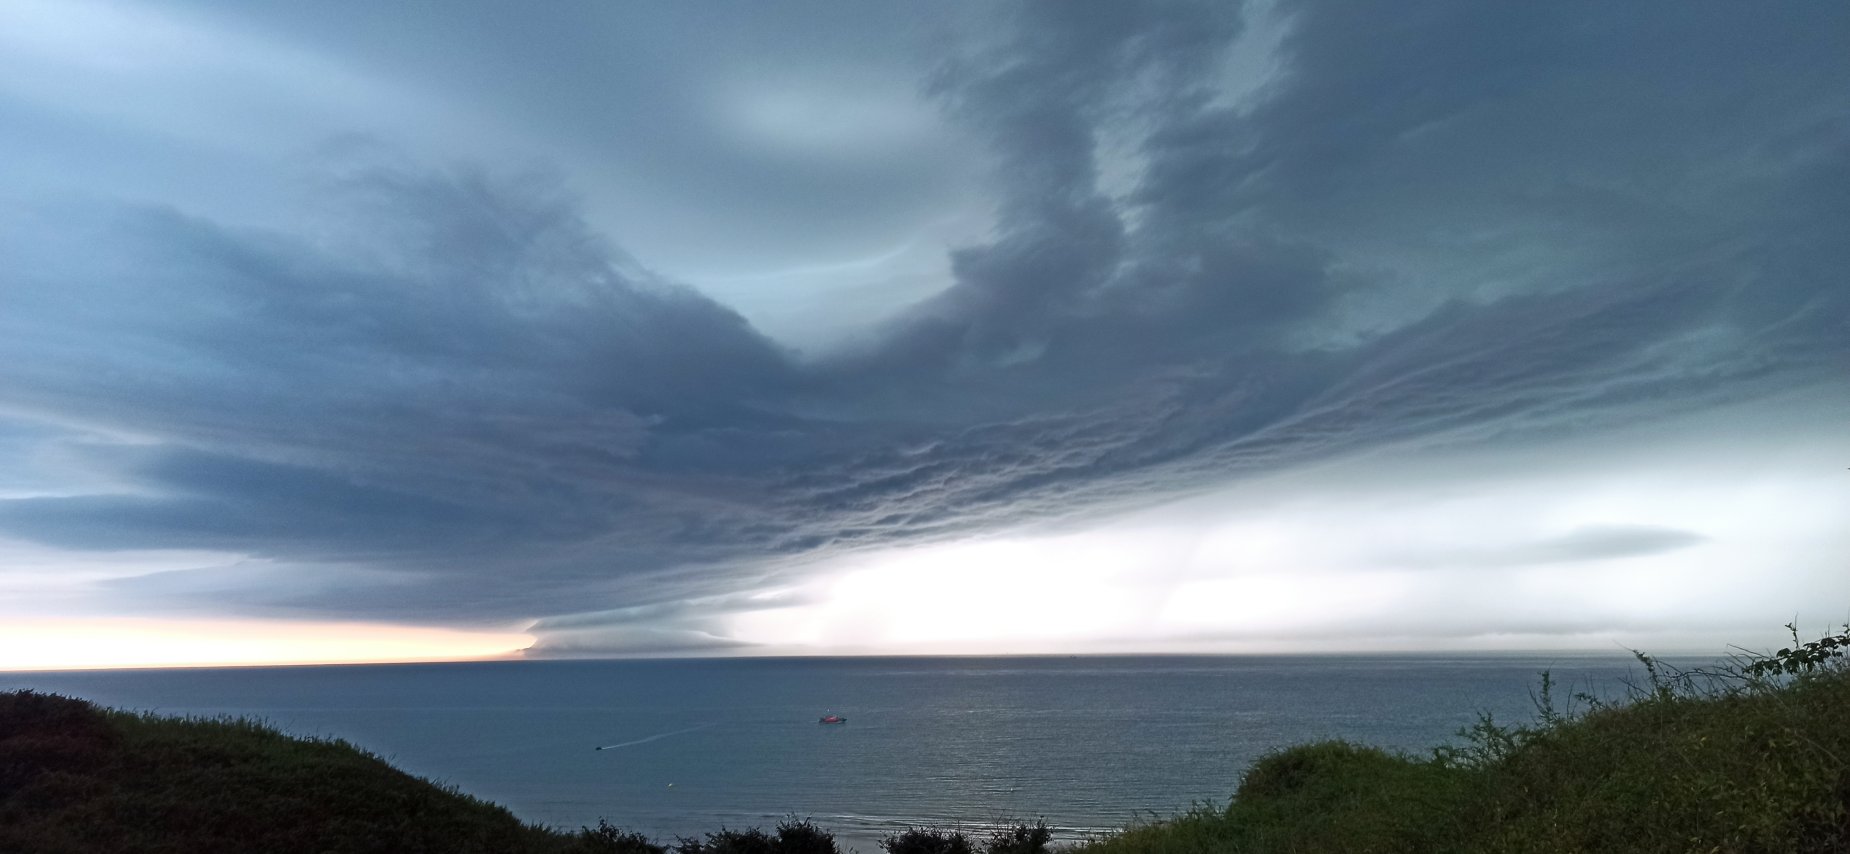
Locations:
3;654;1674;850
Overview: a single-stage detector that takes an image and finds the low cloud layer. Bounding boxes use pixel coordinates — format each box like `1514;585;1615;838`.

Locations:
1;1;1846;654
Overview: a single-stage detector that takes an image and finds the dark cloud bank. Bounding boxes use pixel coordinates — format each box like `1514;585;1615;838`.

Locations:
1;1;1845;652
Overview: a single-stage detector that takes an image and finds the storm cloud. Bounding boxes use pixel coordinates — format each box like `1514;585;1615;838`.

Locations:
1;0;1845;653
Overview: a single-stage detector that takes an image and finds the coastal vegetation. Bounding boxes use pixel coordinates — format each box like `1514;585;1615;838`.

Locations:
1080;623;1850;854
2;622;1845;853
0;689;568;853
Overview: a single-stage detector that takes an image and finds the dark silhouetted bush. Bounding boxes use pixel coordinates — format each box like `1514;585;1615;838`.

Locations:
985;820;1052;854
774;818;840;854
678;827;777;854
1745;621;1850;678
881;827;976;854
673;820;839;854
0;691;118;800
576;820;668;854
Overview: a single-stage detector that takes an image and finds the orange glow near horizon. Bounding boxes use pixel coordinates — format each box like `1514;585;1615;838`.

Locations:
0;617;534;672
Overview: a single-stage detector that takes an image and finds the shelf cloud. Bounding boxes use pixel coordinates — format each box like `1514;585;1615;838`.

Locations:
1;0;1845;657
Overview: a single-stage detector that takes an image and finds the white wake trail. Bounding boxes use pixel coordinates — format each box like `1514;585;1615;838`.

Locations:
594;721;716;751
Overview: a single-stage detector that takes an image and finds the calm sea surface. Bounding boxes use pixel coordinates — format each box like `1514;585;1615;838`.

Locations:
2;654;1680;849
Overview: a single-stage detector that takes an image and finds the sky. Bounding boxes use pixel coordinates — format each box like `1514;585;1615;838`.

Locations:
1;0;1846;669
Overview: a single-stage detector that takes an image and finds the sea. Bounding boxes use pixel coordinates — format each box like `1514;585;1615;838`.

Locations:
1;654;1683;851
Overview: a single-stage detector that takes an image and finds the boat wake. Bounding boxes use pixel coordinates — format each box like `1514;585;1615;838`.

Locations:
595;722;717;751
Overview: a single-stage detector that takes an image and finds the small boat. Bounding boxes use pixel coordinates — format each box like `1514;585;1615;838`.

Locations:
818;714;847;724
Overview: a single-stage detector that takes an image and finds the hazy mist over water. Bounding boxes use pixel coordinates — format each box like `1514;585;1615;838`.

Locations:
3;654;1692;849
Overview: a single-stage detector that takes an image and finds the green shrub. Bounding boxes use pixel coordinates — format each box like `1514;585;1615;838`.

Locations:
674;821;840;854
984;820;1052;854
773;818;841;854
576;820;669;854
881;826;977;854
677;827;777;854
1078;618;1850;854
1744;621;1850;678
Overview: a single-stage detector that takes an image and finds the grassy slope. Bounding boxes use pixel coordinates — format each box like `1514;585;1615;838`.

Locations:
0;690;585;854
1080;668;1850;854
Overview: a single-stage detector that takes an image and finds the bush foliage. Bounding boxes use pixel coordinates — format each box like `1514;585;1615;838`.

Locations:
674;819;846;854
1080;621;1850;854
878;821;1053;854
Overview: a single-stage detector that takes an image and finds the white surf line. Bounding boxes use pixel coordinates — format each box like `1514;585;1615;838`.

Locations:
594;721;717;751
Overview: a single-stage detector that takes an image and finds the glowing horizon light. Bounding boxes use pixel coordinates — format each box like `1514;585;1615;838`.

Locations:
0;617;533;672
